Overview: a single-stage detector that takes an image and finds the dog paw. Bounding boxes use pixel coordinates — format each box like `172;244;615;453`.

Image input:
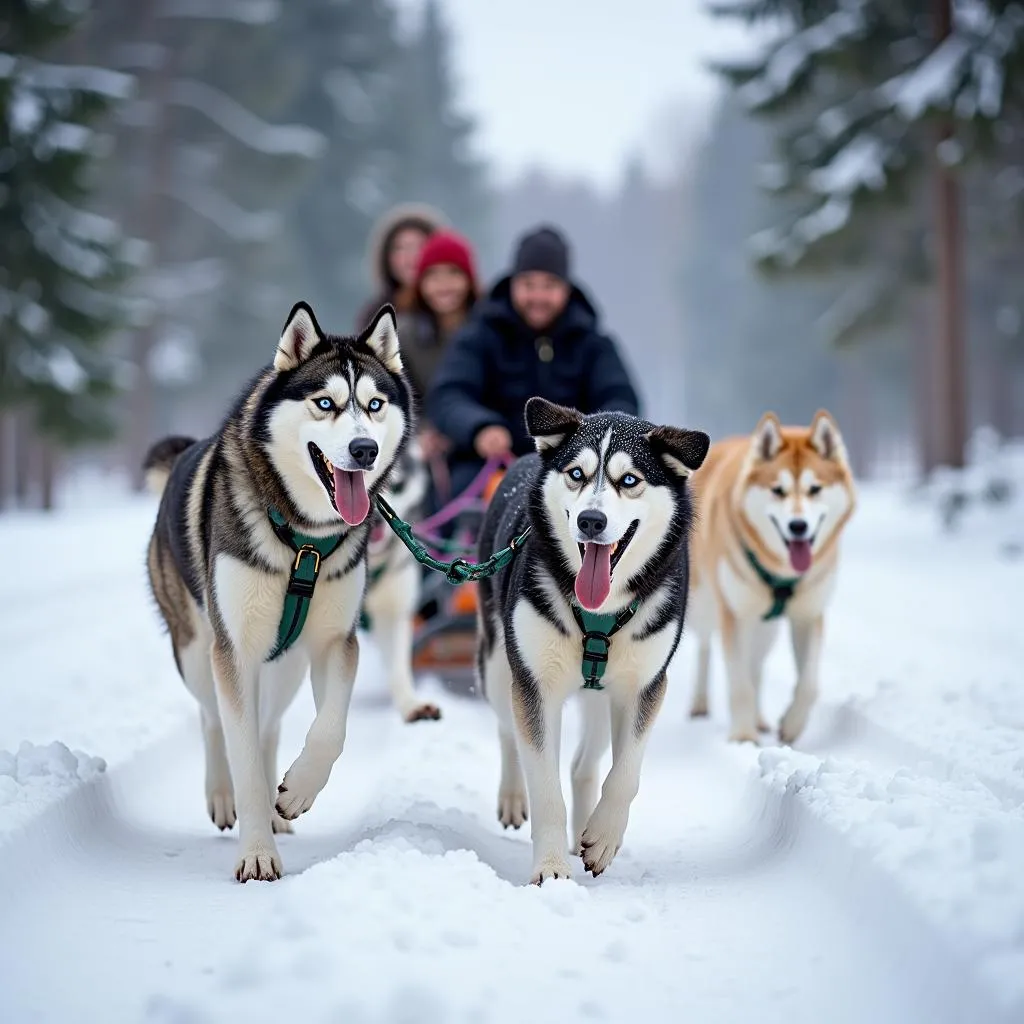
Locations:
580;805;628;877
271;811;294;835
275;758;330;820
530;854;574;885
404;702;442;723
689;697;709;718
207;788;236;831
778;707;809;746
497;789;528;829
728;727;760;745
234;842;282;883
757;715;772;733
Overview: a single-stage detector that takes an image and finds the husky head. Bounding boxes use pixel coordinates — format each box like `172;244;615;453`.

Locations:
258;301;413;527
737;410;857;575
526;398;710;612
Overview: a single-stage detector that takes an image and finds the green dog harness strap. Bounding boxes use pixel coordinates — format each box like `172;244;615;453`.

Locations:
358;562;388;632
375;495;531;585
570;598;641;690
266;508;346;661
743;547;800;621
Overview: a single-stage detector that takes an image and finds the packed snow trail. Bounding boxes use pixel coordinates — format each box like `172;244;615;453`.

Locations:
0;686;991;1024
1;475;1022;1022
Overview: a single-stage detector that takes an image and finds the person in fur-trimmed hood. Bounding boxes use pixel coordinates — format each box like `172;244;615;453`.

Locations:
354;202;446;330
426;224;640;495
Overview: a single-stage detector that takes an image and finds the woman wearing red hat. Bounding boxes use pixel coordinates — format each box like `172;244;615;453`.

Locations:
405;229;480;466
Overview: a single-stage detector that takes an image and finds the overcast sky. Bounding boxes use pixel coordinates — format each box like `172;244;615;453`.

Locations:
395;0;753;190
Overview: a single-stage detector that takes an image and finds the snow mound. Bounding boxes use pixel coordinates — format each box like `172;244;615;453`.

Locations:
758;747;1024;1010
0;741;106;841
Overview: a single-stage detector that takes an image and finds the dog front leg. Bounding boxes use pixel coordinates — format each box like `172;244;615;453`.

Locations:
721;609;759;743
276;633;358;820
375;600;441;723
211;639;280;882
580;673;666;877
779;615;823;744
512;671;571;884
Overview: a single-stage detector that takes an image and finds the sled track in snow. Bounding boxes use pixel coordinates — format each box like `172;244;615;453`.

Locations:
0;689;1014;1024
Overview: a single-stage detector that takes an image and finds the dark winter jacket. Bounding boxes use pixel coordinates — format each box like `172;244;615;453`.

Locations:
427;276;640;482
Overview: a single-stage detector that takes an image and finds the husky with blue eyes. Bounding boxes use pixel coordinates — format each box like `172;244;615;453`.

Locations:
142;302;413;883
476;398;710;884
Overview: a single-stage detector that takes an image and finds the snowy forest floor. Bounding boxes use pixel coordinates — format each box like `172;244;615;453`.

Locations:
0;473;1022;1024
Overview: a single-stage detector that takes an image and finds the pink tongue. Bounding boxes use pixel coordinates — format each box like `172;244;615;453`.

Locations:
333;469;370;526
575;542;612;611
788;540;813;573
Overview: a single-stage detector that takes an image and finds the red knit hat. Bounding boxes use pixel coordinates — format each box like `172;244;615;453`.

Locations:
415;229;478;294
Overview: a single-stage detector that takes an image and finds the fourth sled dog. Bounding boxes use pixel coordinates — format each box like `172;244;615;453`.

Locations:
687;410;857;744
143;302;412;882
477;398;710;883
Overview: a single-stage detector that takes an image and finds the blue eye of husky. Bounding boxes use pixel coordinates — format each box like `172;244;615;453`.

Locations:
316;397;335;412
568;467;585;482
368;398;384;413
621;473;639;488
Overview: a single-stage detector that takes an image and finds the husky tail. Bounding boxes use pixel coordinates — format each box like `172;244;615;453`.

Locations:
142;436;196;497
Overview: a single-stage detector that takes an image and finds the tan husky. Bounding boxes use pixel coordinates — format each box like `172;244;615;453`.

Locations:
687;410;856;744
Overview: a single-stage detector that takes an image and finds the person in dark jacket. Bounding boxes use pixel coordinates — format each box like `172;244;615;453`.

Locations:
426;225;640;494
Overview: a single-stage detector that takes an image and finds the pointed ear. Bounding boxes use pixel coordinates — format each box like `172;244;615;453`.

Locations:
362;304;402;374
524;397;583;452
809;408;846;462
751;412;783;462
275;301;323;371
647;425;711;478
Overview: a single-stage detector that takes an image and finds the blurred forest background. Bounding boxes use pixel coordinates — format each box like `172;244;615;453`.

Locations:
2;0;1023;509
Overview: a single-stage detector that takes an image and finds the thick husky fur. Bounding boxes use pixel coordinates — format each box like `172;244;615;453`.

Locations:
144;302;413;882
687;410;856;744
362;444;442;722
477;398;709;884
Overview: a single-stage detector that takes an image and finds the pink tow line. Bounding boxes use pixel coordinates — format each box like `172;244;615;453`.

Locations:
417;453;513;535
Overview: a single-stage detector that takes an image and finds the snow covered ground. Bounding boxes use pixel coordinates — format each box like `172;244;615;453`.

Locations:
0;467;1022;1023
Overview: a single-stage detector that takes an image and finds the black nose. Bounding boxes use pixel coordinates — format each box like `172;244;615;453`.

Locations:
788;518;808;538
577;509;607;539
348;438;378;469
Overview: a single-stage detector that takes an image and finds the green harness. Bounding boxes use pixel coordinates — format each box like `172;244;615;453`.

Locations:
570;599;641;690
744;547;800;621
267;496;531;657
266;508;346;661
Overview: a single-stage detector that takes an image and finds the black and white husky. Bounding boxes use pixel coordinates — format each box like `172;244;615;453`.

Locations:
143;302;413;882
477;398;710;884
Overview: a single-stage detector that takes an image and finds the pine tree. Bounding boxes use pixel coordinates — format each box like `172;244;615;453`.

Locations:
384;0;490;262
0;0;135;458
710;0;1024;467
74;0;329;481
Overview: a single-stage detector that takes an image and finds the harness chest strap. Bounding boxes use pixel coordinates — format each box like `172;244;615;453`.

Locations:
266;508;346;661
570;598;642;690
743;547;800;621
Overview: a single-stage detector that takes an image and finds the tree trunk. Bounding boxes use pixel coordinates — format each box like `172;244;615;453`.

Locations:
912;294;938;480
841;350;873;479
39;440;56;512
126;4;176;491
13;411;34;508
933;0;968;469
0;411;9;511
